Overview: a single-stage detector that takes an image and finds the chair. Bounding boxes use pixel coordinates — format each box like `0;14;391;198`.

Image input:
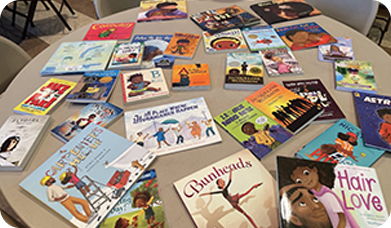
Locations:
305;0;379;35
94;0;141;19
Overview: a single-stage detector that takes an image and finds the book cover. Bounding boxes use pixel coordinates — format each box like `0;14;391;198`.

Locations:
202;28;248;53
20;124;157;228
137;0;187;22
51;103;123;142
318;37;354;62
163;32;201;59
0;115;50;171
283;79;345;122
83;22;135;41
14;78;76;116
335;60;378;94
172;63;210;91
225;53;264;90
277;156;388;228
120;68;169;104
246;81;323;134
260;47;303;77
275;22;337;51
174;149;279;228
108;42;144;70
242;26;287;52
66;70;120;103
214;101;293;159
353;91;391;151
132;35;175;69
40;41;117;75
124;97;222;156
99;169;167;228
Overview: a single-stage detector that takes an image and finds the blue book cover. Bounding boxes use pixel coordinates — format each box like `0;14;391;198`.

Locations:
318;37;354;62
295;119;385;166
242;26;287;52
20;124;156;228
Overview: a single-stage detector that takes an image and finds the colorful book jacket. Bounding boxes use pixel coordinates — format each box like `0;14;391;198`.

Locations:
318;37;354;62
137;0;187;22
214;101;293;159
83;22;135;41
40;41;117;75
275;22;337;51
66;70;120;103
260;47;303;77
132;35;175;69
172;63;210;90
51;103;123;142
20;124;157;228
14;78;76;116
283;79;345;122
353;91;391;151
120;68;169;104
242;26;287;52
277;156;388;228
124;97;222;156
202;29;248;53
335;60;378;94
163;32;201;59
99;169;167;228
246;81;323;134
108;42;144;70
0;115;50;171
250;0;321;24
174;149;279;228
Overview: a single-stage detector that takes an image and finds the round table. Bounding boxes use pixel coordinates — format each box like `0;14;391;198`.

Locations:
1;1;391;227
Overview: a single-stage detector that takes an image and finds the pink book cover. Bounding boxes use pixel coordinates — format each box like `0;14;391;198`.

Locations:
83;22;135;41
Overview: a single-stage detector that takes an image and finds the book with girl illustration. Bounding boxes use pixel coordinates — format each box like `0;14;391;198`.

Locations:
172;63;210;91
318;37;354;62
108;42;144;70
137;0;187;22
163;32;201;59
242;26;287;52
83;22;135;41
260;47;303;77
202;28;248;53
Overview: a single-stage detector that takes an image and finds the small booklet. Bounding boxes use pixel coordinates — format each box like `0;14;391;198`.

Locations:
137;0;187;22
318;37;354;62
172;63;210;91
163;32;201;59
202;28;248;53
107;42;144;70
83;22;135;41
260;47;303;77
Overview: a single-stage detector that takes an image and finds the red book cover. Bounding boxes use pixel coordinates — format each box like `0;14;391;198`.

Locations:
83;22;135;41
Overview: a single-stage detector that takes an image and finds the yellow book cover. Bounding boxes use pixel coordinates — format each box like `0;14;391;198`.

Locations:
172;63;210;90
163;32;201;59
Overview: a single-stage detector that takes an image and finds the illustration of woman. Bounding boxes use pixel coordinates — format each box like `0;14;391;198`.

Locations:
0;136;20;166
59;165;91;196
186;121;201;139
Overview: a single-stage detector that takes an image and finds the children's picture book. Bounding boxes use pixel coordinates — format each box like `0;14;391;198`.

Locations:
124;97;222;156
277;156;389;228
318;37;354;62
51;103;123;142
99;169;167;228
137;0;187;22
14;78;76;116
275;22;337;51
66;70;120;103
174;149;279;228
246;81;323;134
163;32;201;59
108;42;144;70
214;101;293;159
250;0;321;24
40;41;117;75
260;47;303;77
83;22;135;41
120;68;169;104
172;63;210;91
283;79;345;123
202;28;248;53
0;115;51;171
190;5;261;34
353;91;391;151
132;35;175;69
20;124;157;228
225;53;264;90
242;26;287;52
295;119;385;166
335;60;378;94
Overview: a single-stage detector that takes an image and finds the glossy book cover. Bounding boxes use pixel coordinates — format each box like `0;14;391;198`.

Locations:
137;0;187;22
172;63;210;90
108;42;144;69
163;32;201;59
202;28;248;53
83;22;135;41
318;37;354;62
242;26;287;52
260;47;303;77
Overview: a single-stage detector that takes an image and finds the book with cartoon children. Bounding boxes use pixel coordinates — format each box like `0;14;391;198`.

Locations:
163;32;201;59
202;28;248;54
51;103;123;143
172;63;210;91
99;169;167;228
260;47;303;77
108;42;144;70
353;91;391;151
137;0;188;23
83;22;135;41
120;68;169;104
242;26;287;52
124;97;222;156
318;37;354;62
174;149;279;228
277;156;389;228
20;124;157;228
0;115;51;171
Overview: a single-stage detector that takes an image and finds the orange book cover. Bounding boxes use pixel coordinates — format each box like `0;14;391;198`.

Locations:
172;64;210;90
163;32;201;59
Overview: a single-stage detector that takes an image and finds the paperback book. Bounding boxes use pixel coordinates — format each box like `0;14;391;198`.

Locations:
260;47;303;77
242;26;287;52
172;63;210;91
137;0;187;22
83;22;135;41
202;28;248;53
318;37;354;62
108;42;144;70
163;32;201;59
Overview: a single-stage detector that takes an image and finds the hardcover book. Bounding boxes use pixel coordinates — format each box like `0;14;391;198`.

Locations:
137;0;187;22
124;97;222;156
163;32;201;59
318;37;354;62
260;47;303;77
174;149;279;228
108;42;144;70
242;26;287;52
202;28;248;53
0;115;51;171
277;156;389;228
172;63;210;91
51;103;123;142
83;22;135;41
14;78;76;116
20;124;157;228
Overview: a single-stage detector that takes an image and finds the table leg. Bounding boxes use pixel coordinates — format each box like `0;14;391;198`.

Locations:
21;0;38;40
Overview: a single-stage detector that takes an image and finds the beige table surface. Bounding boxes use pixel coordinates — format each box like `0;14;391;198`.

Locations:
1;1;391;227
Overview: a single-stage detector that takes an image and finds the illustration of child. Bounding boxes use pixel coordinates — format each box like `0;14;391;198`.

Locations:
133;191;159;228
149;128;170;149
241;122;281;150
210;37;241;50
285;29;336;50
263;51;292;74
65;114;98;137
145;2;187;19
377;108;391;145
171;124;184;144
201;119;215;137
170;39;190;55
326;45;345;57
127;73;161;97
133;132;150;147
172;73;190;87
186;121;202;140
0;136;20;166
59;165;91;196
